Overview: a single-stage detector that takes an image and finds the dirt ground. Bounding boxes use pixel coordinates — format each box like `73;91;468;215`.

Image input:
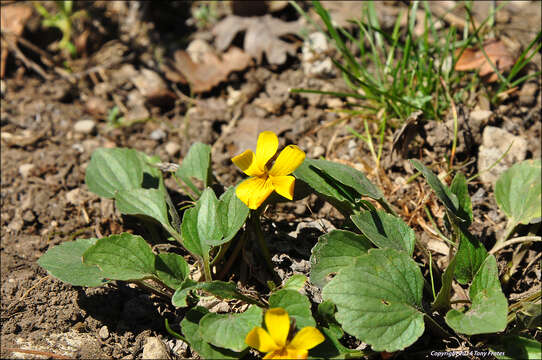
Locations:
1;1;541;359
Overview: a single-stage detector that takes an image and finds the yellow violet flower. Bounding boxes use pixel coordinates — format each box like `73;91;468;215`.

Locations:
232;131;306;209
245;308;325;359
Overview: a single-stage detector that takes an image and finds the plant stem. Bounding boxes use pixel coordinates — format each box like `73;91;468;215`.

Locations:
133;280;171;300
490;219;518;254
210;240;232;267
423;313;453;338
429;252;436;301
250;212;280;286
217;232;247;280
202;254;212;282
490;236;541;255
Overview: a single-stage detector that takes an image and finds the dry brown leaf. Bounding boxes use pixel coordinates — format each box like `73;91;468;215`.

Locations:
0;3;33;78
454;39;516;83
213;14;302;65
164;46;251;93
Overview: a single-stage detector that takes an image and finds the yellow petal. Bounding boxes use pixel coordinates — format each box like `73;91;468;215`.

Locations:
270;175;295;200
232;149;264;177
246;327;279;353
255;131;279;172
265;308;290;348
288;327;325;351
269;145;306;176
235;176;274;210
286;348;309;359
264;348;307;359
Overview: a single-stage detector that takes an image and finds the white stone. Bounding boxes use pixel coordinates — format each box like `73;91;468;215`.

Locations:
165;141;181;156
150;129;166;141
98;326;109;340
74;119;96;134
469;109;492;123
142;337;170;360
311;145;325;158
186;39;214;63
19;163;36;178
302;32;335;77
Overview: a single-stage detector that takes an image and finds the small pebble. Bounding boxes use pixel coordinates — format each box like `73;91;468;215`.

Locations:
98;325;109;340
165;141;181;156
22;209;36;223
74;119;96;134
19;163;36;178
142;337;170;360
312;145;325;158
469;109;492;123
150;129;166;141
519;82;538;106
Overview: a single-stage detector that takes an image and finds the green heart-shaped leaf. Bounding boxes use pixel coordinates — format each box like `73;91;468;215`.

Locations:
351;210;415;255
410;159;465;222
269;289;316;329
432;256;456;311
322;248;425;352
197;188;223;246
85;148;143;198
181;188;224;257
495;159;541;225
155;253;189;290
38;238;107;287
181;307;241;359
450;172;473;226
454;230;488;285
310;230;372;288
446;255;507;335
82;233;155;281
293;160;354;214
115;188;176;234
306;159;383;200
176;142;212;194
199;305;263;352
489;335;541;360
217;186;249;244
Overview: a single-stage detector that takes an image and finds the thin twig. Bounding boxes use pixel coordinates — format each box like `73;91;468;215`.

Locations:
2;34;51;80
6;276;50;311
4;348;71;360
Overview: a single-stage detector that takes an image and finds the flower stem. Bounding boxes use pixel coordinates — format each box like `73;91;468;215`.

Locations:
202;254;212;282
217;232;246;280
250;211;280;286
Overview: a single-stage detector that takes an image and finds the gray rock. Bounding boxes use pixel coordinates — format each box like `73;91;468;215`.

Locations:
19;163;36;178
477;126;527;186
142;337;170;360
74;119;96;134
519;82;539;106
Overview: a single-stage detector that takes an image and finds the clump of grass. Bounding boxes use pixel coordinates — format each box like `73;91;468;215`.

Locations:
291;0;540;166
